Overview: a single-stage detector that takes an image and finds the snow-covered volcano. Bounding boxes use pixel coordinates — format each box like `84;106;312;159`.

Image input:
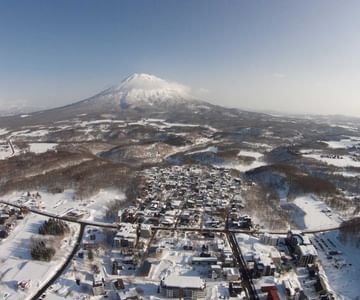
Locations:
92;73;194;109
1;73;216;125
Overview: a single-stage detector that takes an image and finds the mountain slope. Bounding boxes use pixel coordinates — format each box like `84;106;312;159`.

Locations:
0;73;287;132
0;74;212;125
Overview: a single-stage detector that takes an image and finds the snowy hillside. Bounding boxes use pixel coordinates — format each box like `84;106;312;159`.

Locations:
103;73;192;107
84;73;196;110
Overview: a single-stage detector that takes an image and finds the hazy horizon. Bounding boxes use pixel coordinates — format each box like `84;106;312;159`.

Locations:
1;0;360;117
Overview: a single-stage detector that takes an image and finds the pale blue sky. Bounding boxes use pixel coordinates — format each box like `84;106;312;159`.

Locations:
1;0;360;116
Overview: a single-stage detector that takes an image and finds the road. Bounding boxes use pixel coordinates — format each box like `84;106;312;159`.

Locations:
30;224;85;300
0;200;118;229
227;232;258;299
0;200;347;235
7;139;15;157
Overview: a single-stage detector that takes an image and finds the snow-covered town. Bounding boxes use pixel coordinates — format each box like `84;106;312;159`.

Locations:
1;163;359;300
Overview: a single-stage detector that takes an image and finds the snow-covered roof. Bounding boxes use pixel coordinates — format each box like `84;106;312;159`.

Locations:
116;222;137;239
298;244;318;257
163;274;205;289
118;288;139;299
223;267;240;276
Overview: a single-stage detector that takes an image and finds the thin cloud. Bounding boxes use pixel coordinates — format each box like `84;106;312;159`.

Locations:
198;87;210;94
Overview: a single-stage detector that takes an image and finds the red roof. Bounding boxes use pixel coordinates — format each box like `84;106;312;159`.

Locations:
268;290;281;300
261;286;281;300
261;285;277;292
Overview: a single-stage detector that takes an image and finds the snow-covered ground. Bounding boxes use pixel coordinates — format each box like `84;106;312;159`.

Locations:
0;141;56;158
0;214;80;300
236;233;279;262
4;189;125;223
304;153;360;168
0;143;14;160
0;140;20;160
287;195;360;298
237;150;263;159
0;188;125;299
215;148;267;172
312;231;360;299
79;119;125;126
324;137;360;149
28;143;58;154
242;141;273;151
0;128;9;136
290;195;341;230
334;171;360;178
329;124;359;132
10;129;50;138
188;145;218;155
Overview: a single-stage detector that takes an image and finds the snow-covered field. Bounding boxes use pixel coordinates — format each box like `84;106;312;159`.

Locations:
237;150;263;159
216;149;267;172
0;143;14;159
0;141;57;159
28;143;58;154
313;231;360;299
0;214;80;300
287;195;360;298
335;171;360;178
324;137;360;149
0;188;125;299
10;129;50;138
290;195;341;230
4;189;125;223
0;128;9;136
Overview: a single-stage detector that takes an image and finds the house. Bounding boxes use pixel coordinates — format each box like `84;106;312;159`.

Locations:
92;274;105;296
171;200;182;209
286;230;309;251
222;250;235;267
260;233;279;246
112;259;124;275
118;288;141;300
180;211;191;224
114;278;125;290
208;264;222;279
296;244;318;267
160;275;206;299
286;230;318;266
139;224;152;238
0;213;10;225
247;261;256;278
191;256;218;265
229;281;243;297
256;255;276;277
223;267;241;281
114;223;138;248
270;250;282;265
83;240;98;250
283;278;303;298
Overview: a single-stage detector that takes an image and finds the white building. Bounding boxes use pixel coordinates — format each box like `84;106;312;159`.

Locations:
160;275;206;299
